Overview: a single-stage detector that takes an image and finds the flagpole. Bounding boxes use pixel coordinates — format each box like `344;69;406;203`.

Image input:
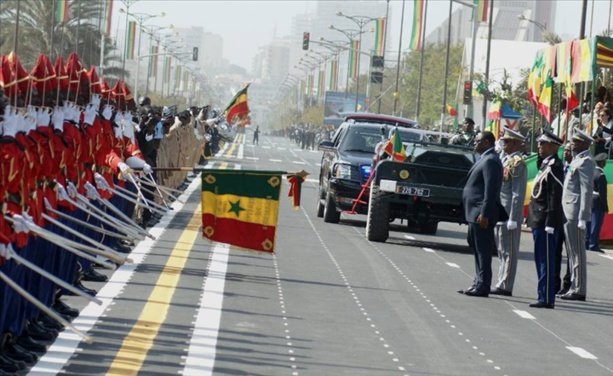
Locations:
439;0;453;135
50;0;56;57
482;0;494;123
415;0;428;119
393;0;406;115
378;0;390;114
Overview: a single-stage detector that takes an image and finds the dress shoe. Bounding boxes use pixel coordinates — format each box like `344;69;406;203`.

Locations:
464;289;489;297
0;353;26;372
82;267;108;282
26;320;57;341
15;335;46;352
529;301;555;309
490;288;512;296
556;288;569;296
3;342;38;363
559;293;586;301
457;286;476;294
73;280;98;296
114;242;132;253
53;299;80;318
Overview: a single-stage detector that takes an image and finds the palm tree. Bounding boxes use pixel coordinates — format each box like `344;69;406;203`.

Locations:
0;0;126;80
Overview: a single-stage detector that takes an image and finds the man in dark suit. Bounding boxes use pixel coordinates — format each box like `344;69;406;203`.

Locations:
527;131;565;309
459;131;507;297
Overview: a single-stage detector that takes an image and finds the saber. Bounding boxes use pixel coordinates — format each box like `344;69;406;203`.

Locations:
75;195;145;240
98;197;155;240
115;183;169;213
142;174;185;196
127;173;153;211
6;248;102;305
141;175;184;204
4;216;118;269
0;272;92;343
45;205;134;241
111;185;167;216
133;180;172;209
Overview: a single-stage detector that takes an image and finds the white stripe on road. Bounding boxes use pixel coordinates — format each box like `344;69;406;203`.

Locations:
270;159;282;163
600;254;613;260
566;347;598;359
293;161;306;165
423;248;435;253
262;146;271;149
278;147;286;150
513;310;536;320
246;157;259;160
305;178;318;183
446;262;460;268
234;164;241;170
181;243;230;376
404;235;415;240
237;144;244;160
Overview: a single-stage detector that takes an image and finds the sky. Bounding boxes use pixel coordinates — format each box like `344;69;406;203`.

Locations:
112;0;613;71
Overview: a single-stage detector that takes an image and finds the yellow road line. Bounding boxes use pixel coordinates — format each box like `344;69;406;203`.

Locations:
224;143;236;158
106;209;201;376
219;162;228;169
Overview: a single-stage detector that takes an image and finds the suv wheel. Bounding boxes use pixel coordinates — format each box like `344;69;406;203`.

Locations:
316;187;325;218
366;184;389;242
323;191;341;223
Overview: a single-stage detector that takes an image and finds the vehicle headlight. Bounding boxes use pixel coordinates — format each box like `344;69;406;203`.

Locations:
334;163;352;179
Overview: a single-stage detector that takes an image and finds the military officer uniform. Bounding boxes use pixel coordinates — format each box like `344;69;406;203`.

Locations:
560;129;595;301
492;128;527;295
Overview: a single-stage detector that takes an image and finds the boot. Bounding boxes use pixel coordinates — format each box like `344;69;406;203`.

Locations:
3;342;37;363
0;353;26;372
25;320;57;341
53;299;79;318
38;313;64;331
15;335;46;352
74;280;98;297
82;267;108;282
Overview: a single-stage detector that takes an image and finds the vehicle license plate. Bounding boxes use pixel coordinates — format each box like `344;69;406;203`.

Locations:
397;186;430;197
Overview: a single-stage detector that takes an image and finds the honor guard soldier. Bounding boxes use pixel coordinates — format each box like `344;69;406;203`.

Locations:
451;117;477;146
559;129;595;302
491;128;527;296
527;131;564;308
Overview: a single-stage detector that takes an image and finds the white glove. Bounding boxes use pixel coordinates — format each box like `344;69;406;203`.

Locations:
123;111;133;125
0;243;11;260
102;104;113;120
545;226;555;235
83;104;97;126
63;102;75;122
506;221;517;230
16;112;27;133
11;214;30;234
145;133;153;142
55;182;69;201
84;181;101;200
114;111;124;126
23;115;37;133
90;94;101;108
1;105;19;137
578;220;586;230
27;105;37;119
118;162;133;181
67;182;78;198
143;163;153;174
94;172;110;191
52;106;65;131
36;107;51;127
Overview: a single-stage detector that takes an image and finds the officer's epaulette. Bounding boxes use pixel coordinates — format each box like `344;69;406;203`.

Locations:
508;154;526;169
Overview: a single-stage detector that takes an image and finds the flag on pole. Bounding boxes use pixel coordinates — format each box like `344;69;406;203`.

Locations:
104;0;114;36
317;69;325;99
374;17;387;57
409;0;425;50
174;64;181;90
473;0;489;22
349;39;359;78
383;130;407;161
224;83;251;123
165;56;172;84
152;45;159;76
125;21;136;60
537;74;553;122
307;74;314;99
329;58;338;91
446;104;458;116
201;170;282;253
55;0;69;24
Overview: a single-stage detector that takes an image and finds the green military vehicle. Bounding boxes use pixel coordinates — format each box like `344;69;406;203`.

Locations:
365;141;478;242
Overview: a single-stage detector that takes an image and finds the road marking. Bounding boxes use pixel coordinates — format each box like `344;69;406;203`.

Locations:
305;178;318;183
566;347;597;359
600;254;613;260
106;209;202;375
246;157;259;160
404;235;415;240
236;144;244;159
181;243;230;376
219;162;228;169
446;262;460;268
278;147;286;150
234;164;241;170
262;146;271;149
270;159;282;163
423;247;435;253
513;310;536;320
293;161;306;165
223;143;236;158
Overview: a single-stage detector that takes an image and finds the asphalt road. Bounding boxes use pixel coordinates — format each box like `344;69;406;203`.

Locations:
27;133;613;376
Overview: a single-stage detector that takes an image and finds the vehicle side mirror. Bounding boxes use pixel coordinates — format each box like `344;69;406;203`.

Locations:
318;140;335;151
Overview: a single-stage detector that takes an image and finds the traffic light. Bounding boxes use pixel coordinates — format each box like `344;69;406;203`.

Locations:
302;32;310;50
192;47;199;61
462;81;472;105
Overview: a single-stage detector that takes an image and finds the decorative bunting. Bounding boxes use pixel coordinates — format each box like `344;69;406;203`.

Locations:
374;17;387;57
348;40;359;79
105;0;114;37
328;58;338;91
409;0;424;51
55;0;69;24
125;21;136;60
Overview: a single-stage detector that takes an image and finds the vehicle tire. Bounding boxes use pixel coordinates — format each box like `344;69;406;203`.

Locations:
420;221;438;235
323;191;341;223
365;184;389;242
316;194;325;218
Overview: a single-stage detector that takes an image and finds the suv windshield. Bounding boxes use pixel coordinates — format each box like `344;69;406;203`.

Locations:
340;125;422;153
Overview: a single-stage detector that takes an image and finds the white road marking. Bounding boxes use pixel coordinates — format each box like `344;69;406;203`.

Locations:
404;235;415;240
234;164;241;170
270;159;282;163
237;144;244;160
513;310;536;320
600;254;613;260
293;161;306;165
423;247;435;253
446;262;460;268
305;178;318;183
181;243;230;376
262;146;271;149
278;147;286;150
566;347;598;359
246;157;259;160
29;176;203;376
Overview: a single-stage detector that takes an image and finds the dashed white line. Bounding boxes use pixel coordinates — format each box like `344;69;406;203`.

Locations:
422;247;435;253
446;262;460;268
262;146;271;149
513;310;536;320
599;254;613;260
566;347;598;359
293;161;306;165
270;159;282;162
404;235;415;240
246;157;259;160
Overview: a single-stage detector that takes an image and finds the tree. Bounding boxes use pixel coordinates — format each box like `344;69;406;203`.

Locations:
0;0;126;80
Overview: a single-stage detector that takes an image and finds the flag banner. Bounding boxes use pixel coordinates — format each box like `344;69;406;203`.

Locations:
165;56;172;84
224;84;251;122
329;58;338;91
174;64;181;90
125;21;136;60
152;45;159;76
105;0;114;36
409;0;424;51
317;69;325;99
374;17;387;56
383;130;406;161
201;170;283;253
349;39;359;78
446;103;458;116
162;56;168;83
537;74;553;122
148;45;155;76
287;172;307;210
473;0;489;22
527;50;544;105
307;74;314;99
55;0;69;24
595;36;613;68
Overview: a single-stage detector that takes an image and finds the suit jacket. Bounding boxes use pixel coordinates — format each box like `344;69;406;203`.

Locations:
500;152;528;224
462;148;507;224
592;167;609;212
562;151;595;222
527;155;564;229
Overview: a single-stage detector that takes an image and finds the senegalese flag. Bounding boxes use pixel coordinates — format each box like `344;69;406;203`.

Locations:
307;74;314;99
446;103;458;116
329;58;338;91
224;83;251;123
152;45;159;76
55;0;69;23
174;64;181;90
473;0;489;22
165;56;172;83
374;17;387;57
383;130;406;161
349;39;359;78
409;0;424;51
537;73;553;122
201;170;282;253
317;69;325;99
527;50;544;105
104;0;114;37
148;45;157;76
125;20;136;60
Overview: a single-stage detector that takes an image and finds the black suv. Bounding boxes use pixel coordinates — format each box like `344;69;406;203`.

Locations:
316;114;420;223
